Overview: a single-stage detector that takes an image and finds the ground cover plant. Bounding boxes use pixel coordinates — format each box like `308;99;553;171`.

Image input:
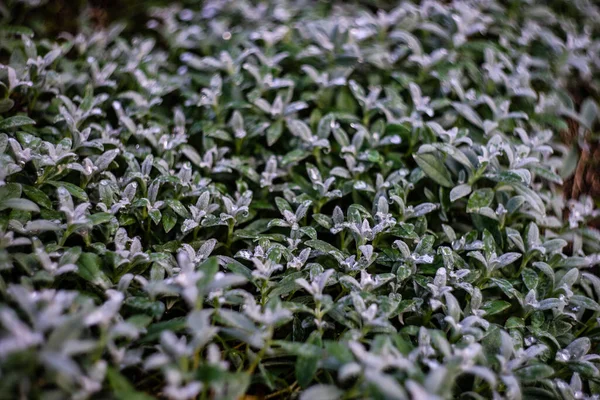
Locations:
1;0;600;398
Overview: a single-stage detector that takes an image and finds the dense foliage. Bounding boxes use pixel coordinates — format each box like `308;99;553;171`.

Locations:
1;0;600;398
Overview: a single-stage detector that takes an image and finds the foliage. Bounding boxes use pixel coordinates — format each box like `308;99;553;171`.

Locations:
1;0;600;398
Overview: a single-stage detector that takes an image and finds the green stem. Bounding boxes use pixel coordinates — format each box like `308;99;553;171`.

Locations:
247;328;273;376
225;221;235;249
313;147;323;170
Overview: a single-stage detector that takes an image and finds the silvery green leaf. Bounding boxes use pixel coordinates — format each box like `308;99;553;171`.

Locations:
95;149;119;172
300;385;342;400
579;98;598;130
0;197;39;212
287;119;312;142
570;295;600;311
452;102;483;128
467;189;494;212
0;115;36;130
450;184;472;202
515;364;554;382
364;369;407;400
413;153;453;187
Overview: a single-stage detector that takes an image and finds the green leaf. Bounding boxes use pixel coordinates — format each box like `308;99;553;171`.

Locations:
467;188;494;212
452;102;483;128
481;300;511;316
449;184;471;202
495;252;521;268
0;98;14;113
413;153;453;187
0;115;36;130
76;253;111;288
0;198;39;212
0;25;34;36
167;199;190;218
300;385;342;400
282;148;309;166
140;318;186;344
217;256;253;280
124;297;165;319
180;144;203;166
275;197;293;214
505;317;525;329
515;364;554;382
570;295;600;311
390;222;419;240
0;183;21;202
107;367;156;400
306;239;346;259
385;123;411;137
313;213;332;229
22;185;52;209
47;181;89;201
296;331;322;388
531;165;563;184
266;119;283;146
162;209;177;233
88;212;113;226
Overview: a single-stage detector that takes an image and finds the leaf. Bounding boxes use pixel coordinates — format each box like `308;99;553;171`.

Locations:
467;188;494;212
266;120;283;146
0;183;21;202
560;144;579;180
391;223;419;240
413;153;453;187
513;183;544;215
288;119;312;141
0;25;34;36
107;367;156;400
0;115;36;130
313;213;332;229
515;364;554;382
530;165;563;185
96;149;120;171
450;184;472;202
495;253;521;268
124;297;165;319
306;239;345;259
0;98;14;113
481;300;511;316
300;385;342;400
47;181;89;201
275;197;293;214
580;98;599;129
140;318;186;344
296;332;322;388
167;199;190;218
385;123;412;137
162;209;177;233
88;212;114;226
412;203;438;217
557;257;591;268
76;253;111;288
282;149;309;166
22;185;52;209
570;295;600;311
0;198;39;212
217;256;253;280
180;144;203;166
452;102;483;128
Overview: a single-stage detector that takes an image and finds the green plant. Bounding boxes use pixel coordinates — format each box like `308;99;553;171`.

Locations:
1;0;600;399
